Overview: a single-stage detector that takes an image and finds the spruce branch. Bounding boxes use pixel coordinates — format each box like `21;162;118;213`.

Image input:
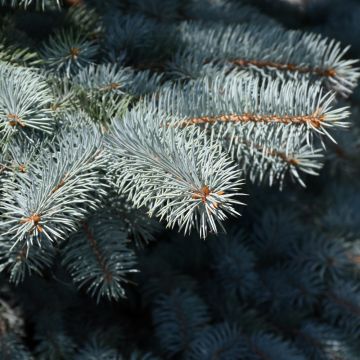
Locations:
0;0;61;10
317;184;360;235
74;336;119;360
35;333;76;360
126;69;164;97
104;12;176;64
179;22;360;96
0;40;41;68
166;50;238;81
186;322;243;360
74;63;131;95
118;204;162;247
106;105;245;238
3;137;40;176
187;323;306;360
73;64;153;127
104;12;160;62
0;63;54;146
210;234;259;298
0;333;32;360
259;267;324;311
64;4;102;38
61;216;138;302
0;125;106;248
74;63;164;98
102;191;162;248
294;322;352;360
250;207;302;262
240;140;322;188
223;127;323;188
75;337;159;360
152;288;210;357
47;75;80;116
324;282;360;341
127;353;160;360
161;74;350;145
42;29;98;78
0;298;22;334
157;72;344;187
289;233;353;282
326;124;360;177
33;311;77;360
0;236;55;285
76;90;132;129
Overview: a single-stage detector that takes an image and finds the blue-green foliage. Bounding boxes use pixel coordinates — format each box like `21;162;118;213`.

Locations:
152;288;210;356
0;63;54;146
0;0;360;359
176;20;360;96
74;336;119;360
1;125;107;247
210;233;259;298
106;104;245;238
0;333;32;360
0;0;60;10
0;235;56;284
62;216;138;302
42;29;99;77
186;322;244;360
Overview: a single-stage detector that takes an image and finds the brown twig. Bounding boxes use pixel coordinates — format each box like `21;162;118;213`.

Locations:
177;112;324;129
231;58;336;78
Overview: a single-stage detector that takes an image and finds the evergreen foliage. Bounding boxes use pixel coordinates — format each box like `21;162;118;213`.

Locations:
0;0;359;358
